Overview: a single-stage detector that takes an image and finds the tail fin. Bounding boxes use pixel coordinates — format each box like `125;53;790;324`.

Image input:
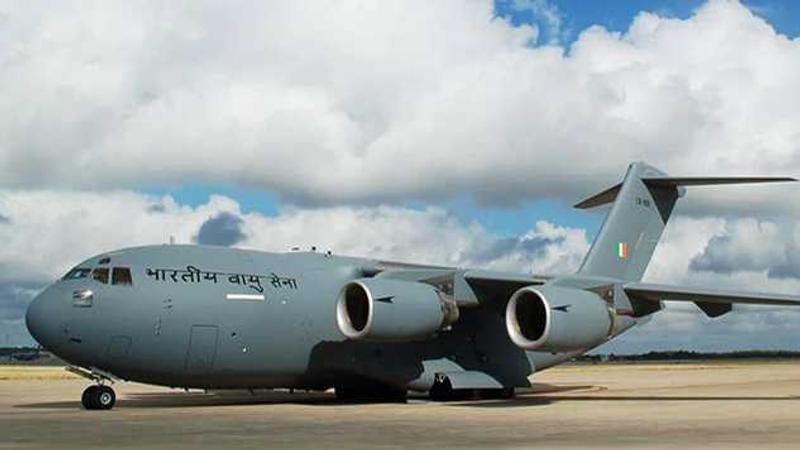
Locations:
575;162;795;281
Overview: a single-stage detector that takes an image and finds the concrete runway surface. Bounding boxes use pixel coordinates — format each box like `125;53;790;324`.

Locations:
2;361;800;449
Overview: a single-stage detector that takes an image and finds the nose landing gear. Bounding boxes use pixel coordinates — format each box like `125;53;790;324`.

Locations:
67;366;118;410
81;385;116;410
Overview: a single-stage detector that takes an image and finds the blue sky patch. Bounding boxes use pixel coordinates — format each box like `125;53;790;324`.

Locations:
143;183;280;216
496;0;799;47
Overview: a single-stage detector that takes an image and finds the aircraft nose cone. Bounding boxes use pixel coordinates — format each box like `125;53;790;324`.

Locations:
26;290;54;348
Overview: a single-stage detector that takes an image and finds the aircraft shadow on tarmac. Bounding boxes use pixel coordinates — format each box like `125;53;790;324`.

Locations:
15;391;336;409
454;383;800;408
14;383;800;410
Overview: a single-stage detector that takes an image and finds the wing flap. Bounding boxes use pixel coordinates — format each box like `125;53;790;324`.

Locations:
694;301;733;318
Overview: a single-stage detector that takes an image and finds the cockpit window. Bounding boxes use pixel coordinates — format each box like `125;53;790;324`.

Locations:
63;268;91;280
112;267;133;286
92;268;109;284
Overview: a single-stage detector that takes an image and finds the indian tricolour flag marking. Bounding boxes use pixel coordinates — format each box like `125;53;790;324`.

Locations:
617;242;628;260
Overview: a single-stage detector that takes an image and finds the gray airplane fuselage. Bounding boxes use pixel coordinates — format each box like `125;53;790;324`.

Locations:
26;245;576;391
30;162;798;403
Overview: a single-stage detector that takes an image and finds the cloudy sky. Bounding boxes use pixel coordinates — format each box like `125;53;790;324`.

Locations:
3;0;800;352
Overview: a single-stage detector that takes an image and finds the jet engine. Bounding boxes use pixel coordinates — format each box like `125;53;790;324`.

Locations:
336;278;459;342
505;285;614;352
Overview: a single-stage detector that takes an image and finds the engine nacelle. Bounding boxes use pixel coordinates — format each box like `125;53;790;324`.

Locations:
336;278;459;342
505;285;613;352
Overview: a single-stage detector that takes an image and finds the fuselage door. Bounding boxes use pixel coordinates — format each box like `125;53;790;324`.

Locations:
185;325;219;373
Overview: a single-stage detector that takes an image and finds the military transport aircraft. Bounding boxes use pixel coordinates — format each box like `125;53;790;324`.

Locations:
25;162;800;409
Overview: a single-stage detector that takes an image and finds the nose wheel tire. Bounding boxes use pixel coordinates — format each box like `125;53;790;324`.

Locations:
81;385;116;410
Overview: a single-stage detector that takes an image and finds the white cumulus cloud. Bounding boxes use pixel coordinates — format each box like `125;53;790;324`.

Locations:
0;0;799;212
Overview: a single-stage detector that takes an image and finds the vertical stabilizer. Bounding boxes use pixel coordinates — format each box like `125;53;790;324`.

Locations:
575;163;795;281
577;162;678;281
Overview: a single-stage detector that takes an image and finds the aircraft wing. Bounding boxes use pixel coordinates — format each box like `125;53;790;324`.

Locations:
369;263;549;306
463;270;550;286
624;282;800;317
459;271;549;304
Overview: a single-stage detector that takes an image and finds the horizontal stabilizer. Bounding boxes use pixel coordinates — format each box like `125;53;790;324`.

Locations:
575;175;795;209
642;176;797;187
624;282;800;307
573;183;622;209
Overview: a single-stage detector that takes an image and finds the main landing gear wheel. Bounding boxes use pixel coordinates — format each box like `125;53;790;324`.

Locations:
335;386;408;403
429;376;515;401
81;385;116;410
